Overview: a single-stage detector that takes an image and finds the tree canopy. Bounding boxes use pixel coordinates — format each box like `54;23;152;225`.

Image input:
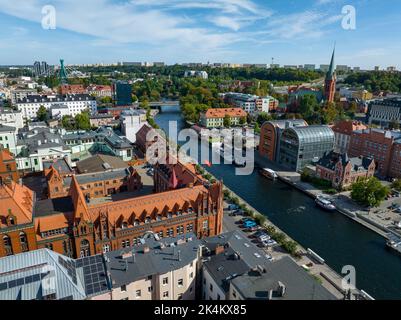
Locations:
351;177;390;208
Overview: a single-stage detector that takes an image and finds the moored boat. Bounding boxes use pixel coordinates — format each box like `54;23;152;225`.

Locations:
315;195;336;211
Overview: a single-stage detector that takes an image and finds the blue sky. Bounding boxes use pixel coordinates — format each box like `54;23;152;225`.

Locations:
0;0;400;69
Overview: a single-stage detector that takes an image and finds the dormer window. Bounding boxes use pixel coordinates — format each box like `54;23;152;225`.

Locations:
167;212;172;219
134;219;140;226
122;222;128;229
145;217;151;224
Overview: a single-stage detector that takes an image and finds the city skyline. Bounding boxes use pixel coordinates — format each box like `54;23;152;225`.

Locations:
0;0;400;69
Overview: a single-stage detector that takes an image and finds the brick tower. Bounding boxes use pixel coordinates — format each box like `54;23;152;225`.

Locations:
324;47;336;103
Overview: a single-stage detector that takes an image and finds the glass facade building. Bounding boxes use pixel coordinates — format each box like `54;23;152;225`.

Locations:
279;125;335;172
112;81;132;106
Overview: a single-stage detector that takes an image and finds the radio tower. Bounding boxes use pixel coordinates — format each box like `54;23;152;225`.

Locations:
59;59;69;85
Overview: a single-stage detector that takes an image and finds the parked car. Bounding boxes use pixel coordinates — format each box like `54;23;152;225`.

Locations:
258;234;271;242
228;204;239;211
243;221;257;228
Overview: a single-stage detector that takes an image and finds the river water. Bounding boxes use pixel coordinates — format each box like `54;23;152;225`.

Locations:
155;106;401;300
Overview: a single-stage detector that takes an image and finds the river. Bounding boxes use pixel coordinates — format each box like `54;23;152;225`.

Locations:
155;106;401;300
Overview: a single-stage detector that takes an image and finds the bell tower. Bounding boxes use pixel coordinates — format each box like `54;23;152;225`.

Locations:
324;46;336;103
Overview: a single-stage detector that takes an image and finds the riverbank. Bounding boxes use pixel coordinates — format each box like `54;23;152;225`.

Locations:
254;153;394;240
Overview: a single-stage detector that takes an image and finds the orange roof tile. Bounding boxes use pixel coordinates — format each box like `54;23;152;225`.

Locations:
204;108;247;119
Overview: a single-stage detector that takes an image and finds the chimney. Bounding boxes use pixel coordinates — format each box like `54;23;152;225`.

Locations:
277;281;286;297
215;245;225;255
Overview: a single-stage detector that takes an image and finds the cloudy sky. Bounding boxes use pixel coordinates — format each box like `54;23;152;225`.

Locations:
0;0;400;68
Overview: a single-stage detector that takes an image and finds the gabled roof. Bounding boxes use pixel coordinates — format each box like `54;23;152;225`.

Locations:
0;181;34;227
69;176;92;222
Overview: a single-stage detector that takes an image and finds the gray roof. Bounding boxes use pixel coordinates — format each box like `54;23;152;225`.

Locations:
203;247;250;293
317;151;374;172
64;168;129;186
105;233;200;288
201;231;271;269
17;94;96;104
43;158;73;174
0;124;16;132
0;249;108;300
76;154;127;174
230;256;337;300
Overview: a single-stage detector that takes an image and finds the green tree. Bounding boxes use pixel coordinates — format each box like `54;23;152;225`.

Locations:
239;116;246;126
392;179;401;191
100;96;112;104
75;111;91;130
389;120;400;130
351;177;390;207
61;115;74;130
36;105;48;121
223;115;231;127
299;94;318;120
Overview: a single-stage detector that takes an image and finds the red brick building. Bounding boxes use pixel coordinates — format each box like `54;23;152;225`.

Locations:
330;120;367;154
259;120;308;162
324;48;336;103
316;151;375;189
59;84;87;95
0;147;19;184
349;128;401;178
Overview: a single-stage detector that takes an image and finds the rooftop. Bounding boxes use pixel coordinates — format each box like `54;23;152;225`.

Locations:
230;256;337;300
76;154;127;174
105;233;201;288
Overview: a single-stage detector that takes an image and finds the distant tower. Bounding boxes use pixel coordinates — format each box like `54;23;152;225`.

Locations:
59;59;69;85
324;47;336;103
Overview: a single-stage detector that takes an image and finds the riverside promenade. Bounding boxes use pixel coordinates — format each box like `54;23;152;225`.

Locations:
254;153;393;240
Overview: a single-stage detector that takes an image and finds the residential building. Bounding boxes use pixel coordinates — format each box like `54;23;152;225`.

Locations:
0;147;19;183
303;64;316;71
184;70;208;79
11;89;37;104
62;127;134;161
222;92;274;115
16;94;97;121
120;109;148;143
331;120;367;153
0;249;109;300
15;127;71;172
315;151;375;189
349;128;401;178
200;231;336;300
0;125;18;153
367;98;401;128
199;108;247;128
89;114;116;128
112;81;132;107
87;85;112;98
228;257;336;300
0;109;24;129
324;48;336;103
279;125;335;172
101;234;200;301
259;120;308;162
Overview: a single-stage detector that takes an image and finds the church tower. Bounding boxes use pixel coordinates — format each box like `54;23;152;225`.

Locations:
324;47;336;103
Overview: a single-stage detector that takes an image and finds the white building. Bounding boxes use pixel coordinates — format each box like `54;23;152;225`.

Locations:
11;89;37;104
0;125;18;153
223;92;276;114
184;70;208;79
16;94;97;121
15;127;71;172
120;109;148;143
0;109;24;129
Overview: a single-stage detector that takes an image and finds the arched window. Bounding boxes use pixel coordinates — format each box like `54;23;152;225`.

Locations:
122;222;128;229
134;219;140;226
145;217;151;224
19;232;27;244
80;239;90;257
3;235;12;248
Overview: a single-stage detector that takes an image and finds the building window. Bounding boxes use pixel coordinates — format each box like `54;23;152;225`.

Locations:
135;290;141;298
178;279;184;287
103;244;110;253
163;277;168;285
190;272;194;279
148;286;153;293
178;293;183;300
163;291;169;298
210;284;213;292
121;285;127;292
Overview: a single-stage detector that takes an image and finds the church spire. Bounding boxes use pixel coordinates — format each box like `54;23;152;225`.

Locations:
326;45;336;80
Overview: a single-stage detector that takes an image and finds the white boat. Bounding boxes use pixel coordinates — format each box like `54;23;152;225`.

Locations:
259;168;278;180
386;234;401;255
315;196;336;211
